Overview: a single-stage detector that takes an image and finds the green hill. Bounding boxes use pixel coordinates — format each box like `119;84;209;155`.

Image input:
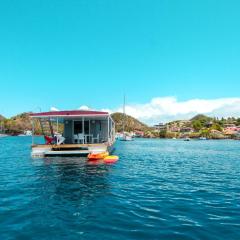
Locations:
190;114;213;122
111;112;150;132
4;112;34;135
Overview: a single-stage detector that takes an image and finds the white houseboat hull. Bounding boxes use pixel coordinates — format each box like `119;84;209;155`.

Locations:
31;143;115;158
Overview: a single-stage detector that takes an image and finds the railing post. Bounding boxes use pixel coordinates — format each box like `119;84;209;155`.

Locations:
82;116;85;144
107;116;109;144
31;119;35;145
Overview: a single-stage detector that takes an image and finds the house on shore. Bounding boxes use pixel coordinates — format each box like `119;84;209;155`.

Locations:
153;123;167;132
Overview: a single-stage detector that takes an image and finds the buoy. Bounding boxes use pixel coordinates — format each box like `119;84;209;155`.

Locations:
88;151;109;160
103;155;119;164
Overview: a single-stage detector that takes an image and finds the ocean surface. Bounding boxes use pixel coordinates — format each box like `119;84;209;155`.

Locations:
0;137;240;240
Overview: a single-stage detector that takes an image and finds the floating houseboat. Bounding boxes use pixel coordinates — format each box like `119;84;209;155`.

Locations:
30;110;115;158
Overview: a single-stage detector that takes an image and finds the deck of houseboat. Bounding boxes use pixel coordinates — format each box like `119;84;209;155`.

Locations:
31;142;114;157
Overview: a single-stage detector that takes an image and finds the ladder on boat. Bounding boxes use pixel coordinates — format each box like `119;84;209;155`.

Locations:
39;118;54;137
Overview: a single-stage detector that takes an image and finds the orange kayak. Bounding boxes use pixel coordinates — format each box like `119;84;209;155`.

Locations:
88;151;109;160
103;155;119;164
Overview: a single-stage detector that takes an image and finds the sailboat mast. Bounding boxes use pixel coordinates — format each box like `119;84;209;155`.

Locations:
122;95;126;133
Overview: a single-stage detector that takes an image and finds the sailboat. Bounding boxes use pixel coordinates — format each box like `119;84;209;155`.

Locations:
120;95;133;141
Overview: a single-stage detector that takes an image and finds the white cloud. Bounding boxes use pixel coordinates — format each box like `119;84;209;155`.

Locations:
79;105;90;110
112;97;240;125
50;107;60;111
49;97;240;125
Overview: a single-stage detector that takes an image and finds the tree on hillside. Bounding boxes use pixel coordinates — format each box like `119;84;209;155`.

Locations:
200;129;210;138
192;120;203;131
211;123;222;132
191;114;212;127
218;118;225;126
159;130;167;138
237;118;240;126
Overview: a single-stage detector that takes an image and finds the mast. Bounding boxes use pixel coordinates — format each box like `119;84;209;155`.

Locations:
122;94;126;133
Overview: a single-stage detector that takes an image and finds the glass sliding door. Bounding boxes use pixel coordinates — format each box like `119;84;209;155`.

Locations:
74;121;83;134
84;120;89;135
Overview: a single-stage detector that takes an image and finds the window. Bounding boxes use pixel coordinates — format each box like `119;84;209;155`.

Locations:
74;120;90;134
74;121;82;134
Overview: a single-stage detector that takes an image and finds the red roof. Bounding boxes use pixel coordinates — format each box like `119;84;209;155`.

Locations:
30;110;109;117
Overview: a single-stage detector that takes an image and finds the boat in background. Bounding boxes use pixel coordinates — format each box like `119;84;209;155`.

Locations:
184;137;191;141
120;134;133;141
0;134;8;137
199;137;207;140
18;130;32;136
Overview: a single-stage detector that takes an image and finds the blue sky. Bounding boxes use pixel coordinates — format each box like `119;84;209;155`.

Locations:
1;0;240;122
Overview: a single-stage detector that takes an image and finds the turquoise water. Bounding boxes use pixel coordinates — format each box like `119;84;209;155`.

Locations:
0;137;240;240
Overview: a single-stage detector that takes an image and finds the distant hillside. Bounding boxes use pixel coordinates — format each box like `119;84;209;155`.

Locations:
4;112;34;135
3;112;64;135
111;112;150;132
0;114;5;121
2;112;42;135
190;114;213;122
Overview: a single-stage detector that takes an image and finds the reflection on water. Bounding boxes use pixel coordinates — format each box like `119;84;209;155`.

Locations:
0;137;240;239
32;157;111;208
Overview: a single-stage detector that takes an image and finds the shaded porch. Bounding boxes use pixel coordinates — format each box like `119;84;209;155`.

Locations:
63;116;114;144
